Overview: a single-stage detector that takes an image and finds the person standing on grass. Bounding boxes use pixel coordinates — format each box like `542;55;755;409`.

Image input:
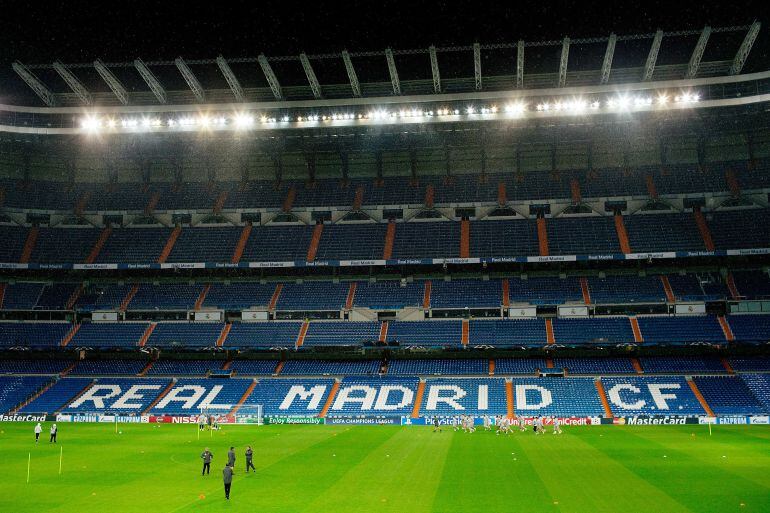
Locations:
49;423;57;443
553;417;562;435
245;446;255;472
223;464;233;500
201;447;213;475
34;422;42;443
227;446;236;468
432;417;442;432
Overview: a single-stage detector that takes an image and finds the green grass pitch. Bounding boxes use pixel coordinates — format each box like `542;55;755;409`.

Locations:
2;422;769;512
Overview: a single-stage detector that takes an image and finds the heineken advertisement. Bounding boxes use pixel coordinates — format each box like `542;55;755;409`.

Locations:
263;416;325;425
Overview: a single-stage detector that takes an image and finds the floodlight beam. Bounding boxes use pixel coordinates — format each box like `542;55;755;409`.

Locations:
174;57;205;102
12;61;56;107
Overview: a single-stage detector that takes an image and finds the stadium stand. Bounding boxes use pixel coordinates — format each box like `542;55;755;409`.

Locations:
387;320;462;347
0;360;71;375
586;276;666;303
202;282;276;310
0;322;71;347
20;378;94;414
739;375;770;412
223;322;302;349
146;360;224;375
728;357;770;372
727;315;770;343
508;276;582;304
639;356;725;374
494;358;548;375
552;317;635;345
353;281;423;309
167;226;242;263
512;378;605;416
280;360;381;375
692;376;766;415
635;316;726;345
730;270;770;299
145;322;224;347
277;282;349;310
430;279;501;308
388;359;488;375
301;321;381;347
227;360;279;376
240;378;334;416
69;323;149;348
69;360;147;376
600;376;706;415
0;376;53;413
327;376;419;416
128;284;202;310
96;227;172;263
553;358;636;374
419;378;508;416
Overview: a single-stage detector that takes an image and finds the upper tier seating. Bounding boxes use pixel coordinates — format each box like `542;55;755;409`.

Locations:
0;322;70;347
667;274;710;301
145;323;223;347
731;270;770;299
388;359;488;375
0;360;70;375
1;283;44;309
548;216;620;254
494;358;548;375
391;222;459;259
315;223;387;261
430;280;501;308
636;316;726;345
353;281;423;309
147;360;224;375
508;277;582;304
587;275;666;303
728;357;770;372
96;227;171;263
277;282;349;310
240;225;314;262
470;219;539;257
29;228;101;264
692;376;766;415
69;323;149;348
624;213;706;252
387;320;462;347
0;376;52;413
203;282;277;310
224;322;302;349
75;284;134;311
167;226;242;263
301;322;381;347
0;225;29;262
280;360;381;375
707;209;770;250
227;360;279;376
129;284;202;310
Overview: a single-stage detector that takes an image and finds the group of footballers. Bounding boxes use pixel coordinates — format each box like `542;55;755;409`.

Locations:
432;414;563;435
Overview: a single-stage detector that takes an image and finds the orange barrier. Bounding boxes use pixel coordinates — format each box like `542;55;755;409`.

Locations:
411;382;426;418
345;282;357;310
506;381;514;419
595;380;614;418
231;223;252;264
688;379;715;416
296;321;309;348
282;187;296;212
379;321;389;343
536;217;549;256
580;277;591;305
268;284;283;310
631;357;643;374
142;381;176;415
460;220;470;258
213;191;228;214
545;319;555;345
319;382;341;418
461;319;469;346
570;178;582;204
725;273;740;299
424;184;434;208
158;226;182;263
216;324;232;347
230;381;258;415
660;276;676;303
489;359;495;376
138;323;157;347
645;174;658;199
86;227;112;264
306;224;324;262
274;361;285;375
693;207;715;251
353;186;364;210
20;227;39;263
613;214;632;254
144;191;160;216
720;357;735;374
717;315;735;342
194;284;211;311
423;281;432;309
382;221;396;259
501;279;510;307
119;284;140;311
60;324;81;347
497;181;507;206
630;317;644;343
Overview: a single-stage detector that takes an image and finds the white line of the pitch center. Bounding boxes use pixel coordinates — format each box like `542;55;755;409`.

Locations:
166;426;351;513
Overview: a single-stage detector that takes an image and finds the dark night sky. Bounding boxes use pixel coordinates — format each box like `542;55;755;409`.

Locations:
0;0;766;103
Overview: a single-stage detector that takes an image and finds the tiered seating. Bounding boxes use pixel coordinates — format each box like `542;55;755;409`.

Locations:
470;319;547;347
508;277;582;304
587;275;666;303
29;228;101;264
636;316;725;345
302;321;381;347
692;376;766;414
740;375;770;411
69;360;147;376
167;226;242;263
203;282;276;310
666;274;709;301
640;356;725;373
228;360;279;375
240;225;314;262
0;225;29;262
327;376;419;416
35;283;79;310
0;322;70;347
314;223;387;260
0;360;70;375
494;358;548;375
388;359;488;375
147;360;224;375
145;323;223;347
420;378;507;416
69;323;149;348
353;281;423;309
277;282;349;310
600;376;705;415
1;283;44;309
554;358;635;374
75;283;134;311
224;322;302;348
20;378;93;413
241;378;334;416
430;280;501;308
624;213;706;252
391;222;459;259
552;317;635;345
60;378;170;413
0;376;52;413
387;320;462;347
729;357;770;372
700;272;731;298
469;219;539;257
280;360;381;375
146;378;252;415
731;270;770;299
548;216;619;254
707;209;770;250
96;227;172;263
728;315;770;343
512;378;605;416
128;284;202;310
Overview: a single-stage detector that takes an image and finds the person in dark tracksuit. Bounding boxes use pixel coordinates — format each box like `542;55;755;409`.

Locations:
227;447;236;468
223;464;233;500
201;448;213;475
245;446;255;472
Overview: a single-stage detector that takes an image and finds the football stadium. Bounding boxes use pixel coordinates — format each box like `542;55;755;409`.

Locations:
1;3;770;511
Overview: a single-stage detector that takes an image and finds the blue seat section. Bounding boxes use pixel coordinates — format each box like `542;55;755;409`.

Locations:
0;322;70;347
75;284;133;311
387;320;462;347
419;378;507;416
554;358;635;374
728;315;770;343
60;378;171;414
315;223;387;260
353;281;423;309
35;284;79;310
470;319;547;347
624;213;705;252
692;376;766;415
280;360;381;375
96;227;171;263
302;322;381;347
512;378;605;416
707;209;770;249
0;180;75;210
548;217;620;255
20;378;94;414
148;378;252;415
167;226;242;263
636;316;725;345
731;270;770;299
470;219;539;257
30;228;101;264
600;377;705;415
587;275;666;303
581;168;647;197
2;283;44;309
228;360;278;376
552;318;635;345
129;284;202;310
277;282;348;310
739;374;770;412
242;378;334;416
729;357;770;372
388;359;488;375
430;280;501;308
69;360;147;376
0;225;28;262
391;222;460;259
667;274;709;301
639;356;725;373
494;358;548;375
327;376;419;417
224;322;302;348
700;272;731;298
508;277;582;304
0;376;52;413
146;323;223;348
224;181;285;210
70;323;148;348
0;359;70;374
147;360;224;375
154;183;218;211
241;225;314;262
203;282;276;310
